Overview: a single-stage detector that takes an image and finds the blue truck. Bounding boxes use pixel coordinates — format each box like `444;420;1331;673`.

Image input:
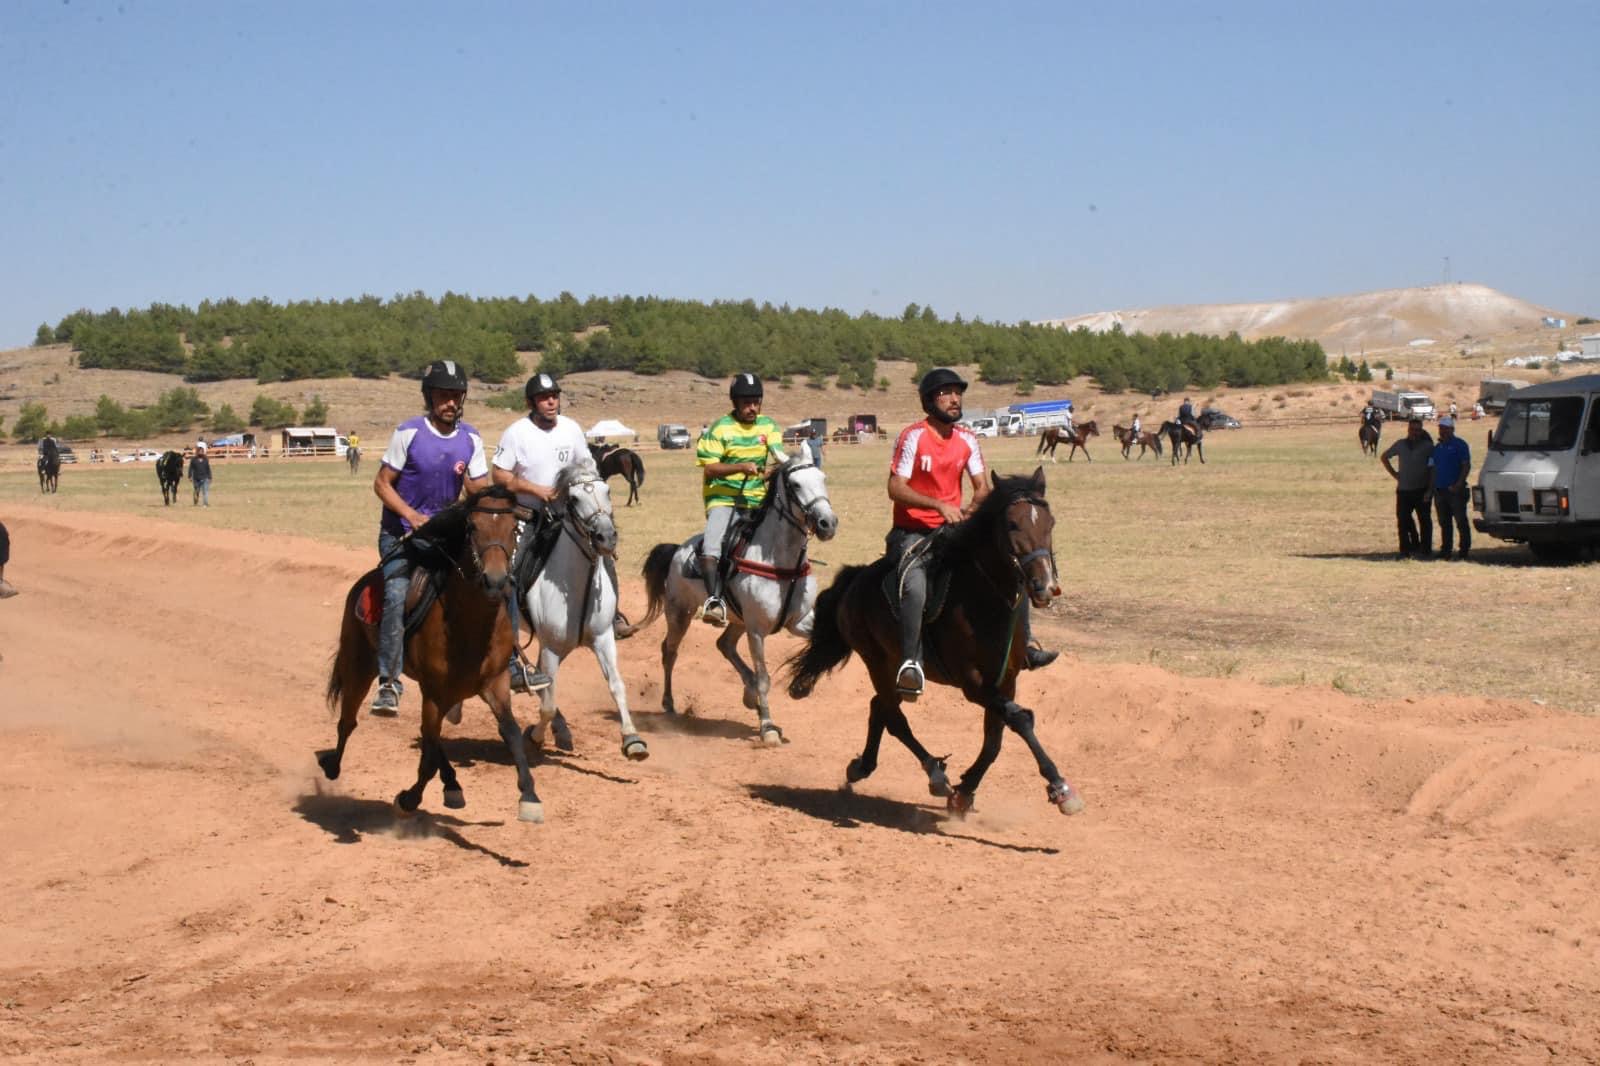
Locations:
1008;398;1074;435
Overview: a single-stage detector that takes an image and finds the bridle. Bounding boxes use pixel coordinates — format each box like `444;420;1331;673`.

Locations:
463;500;519;580
557;473;614;560
973;492;1058;604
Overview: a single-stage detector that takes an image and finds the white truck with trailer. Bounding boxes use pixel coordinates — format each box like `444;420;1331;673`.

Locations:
1369;389;1436;422
1472;374;1600;560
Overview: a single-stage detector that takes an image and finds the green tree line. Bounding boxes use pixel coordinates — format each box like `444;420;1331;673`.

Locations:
38;292;1328;394
10;388;326;443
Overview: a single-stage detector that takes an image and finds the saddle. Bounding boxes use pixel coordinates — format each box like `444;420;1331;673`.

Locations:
878;534;954;625
352;535;464;639
684;510;760;589
511;509;565;627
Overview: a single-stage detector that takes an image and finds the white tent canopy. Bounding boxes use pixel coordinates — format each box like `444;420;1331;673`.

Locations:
585;419;638;440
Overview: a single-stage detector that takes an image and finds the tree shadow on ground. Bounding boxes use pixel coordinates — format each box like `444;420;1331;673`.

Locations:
293;787;527;868
744;783;1060;855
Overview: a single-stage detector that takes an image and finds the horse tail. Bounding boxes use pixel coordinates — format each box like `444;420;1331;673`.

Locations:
784;564;865;699
632;451;645;486
637;541;678;630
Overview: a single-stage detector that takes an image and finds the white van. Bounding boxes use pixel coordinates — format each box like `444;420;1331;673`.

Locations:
964;416;999;438
1472;374;1600;559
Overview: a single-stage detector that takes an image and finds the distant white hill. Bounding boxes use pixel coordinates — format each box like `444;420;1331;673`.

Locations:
1034;283;1574;354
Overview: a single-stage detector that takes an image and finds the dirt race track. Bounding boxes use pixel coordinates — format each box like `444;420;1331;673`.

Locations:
3;505;1599;1064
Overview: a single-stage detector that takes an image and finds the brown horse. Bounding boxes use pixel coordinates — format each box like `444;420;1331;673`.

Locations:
37;440;61;494
786;467;1084;817
1112;425;1163;459
1035;420;1099;462
1359;421;1381;457
590;443;645;506
318;486;548;823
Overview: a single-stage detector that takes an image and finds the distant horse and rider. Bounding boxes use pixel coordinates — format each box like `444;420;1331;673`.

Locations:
589;442;645;506
37;438;61;494
640;452;837;745
319;485;549;823
1160;419;1205;465
1112;424;1163;459
1359;415;1385;457
786;467;1085;817
346;445;362;474
156;451;184;505
1035;420;1099;462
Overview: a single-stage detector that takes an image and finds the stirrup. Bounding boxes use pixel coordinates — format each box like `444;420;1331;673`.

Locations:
370;678;402;716
895;659;925;700
1024;643;1059;671
699;597;727;628
509;659;552;695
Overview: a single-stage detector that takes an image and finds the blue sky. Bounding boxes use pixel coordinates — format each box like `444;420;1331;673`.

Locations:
2;1;1596;347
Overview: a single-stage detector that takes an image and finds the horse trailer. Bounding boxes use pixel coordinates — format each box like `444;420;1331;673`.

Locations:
1472;374;1600;559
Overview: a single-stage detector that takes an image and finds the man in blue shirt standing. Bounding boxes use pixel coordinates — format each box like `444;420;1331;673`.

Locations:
1430;416;1473;560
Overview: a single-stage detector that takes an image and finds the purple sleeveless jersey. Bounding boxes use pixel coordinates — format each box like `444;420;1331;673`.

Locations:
379;415;489;535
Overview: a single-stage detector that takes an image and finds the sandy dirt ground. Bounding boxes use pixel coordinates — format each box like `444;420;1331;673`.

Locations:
3;505;1599;1063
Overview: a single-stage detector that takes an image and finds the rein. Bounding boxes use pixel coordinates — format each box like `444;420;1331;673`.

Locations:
727;462;820;630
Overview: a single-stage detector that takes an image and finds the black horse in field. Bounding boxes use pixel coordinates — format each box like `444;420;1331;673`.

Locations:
589;443;645;506
1160;420;1205;465
156;451;184;505
37;439;61;494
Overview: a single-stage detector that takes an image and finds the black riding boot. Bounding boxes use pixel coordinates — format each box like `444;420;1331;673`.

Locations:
699;554;727;627
896;565;928;699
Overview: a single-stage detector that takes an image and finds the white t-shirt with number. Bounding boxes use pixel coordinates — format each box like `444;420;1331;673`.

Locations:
493;414;590;510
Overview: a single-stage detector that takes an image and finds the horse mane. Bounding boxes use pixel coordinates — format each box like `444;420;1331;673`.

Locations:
557;455;601;491
933;471;1045;561
411;485;518;557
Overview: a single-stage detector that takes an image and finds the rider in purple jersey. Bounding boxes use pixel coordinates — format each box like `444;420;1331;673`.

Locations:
369;360;490;715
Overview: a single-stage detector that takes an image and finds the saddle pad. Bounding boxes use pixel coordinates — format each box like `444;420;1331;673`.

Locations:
355;578;382;625
350;567;446;637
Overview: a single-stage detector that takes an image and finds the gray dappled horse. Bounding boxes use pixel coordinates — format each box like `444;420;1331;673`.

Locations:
639;454;837;745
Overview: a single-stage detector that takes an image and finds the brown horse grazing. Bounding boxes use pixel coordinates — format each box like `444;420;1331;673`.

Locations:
1358;421;1381;457
1160;420;1205;465
786;467;1085;817
1112;425;1163;459
318;486;547;823
1035;420;1099;462
590;443;645;506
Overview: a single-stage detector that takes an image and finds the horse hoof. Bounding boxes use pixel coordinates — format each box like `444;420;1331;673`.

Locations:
1049;782;1086;815
760;724;784;747
845;757;870;783
316;752;341;780
442;787;466;810
947;790;974;818
927;773;951;798
518;799;545;824
394;791;420;816
621;735;650;761
550;716;575;752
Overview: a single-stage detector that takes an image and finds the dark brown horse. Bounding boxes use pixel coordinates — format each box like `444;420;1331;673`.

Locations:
1359;421;1381;457
156;451;184;505
1112;424;1163;459
590;443;645;506
318;486;547;823
1160;420;1205;465
37;440;60;494
1035;420;1099;462
786;467;1084;817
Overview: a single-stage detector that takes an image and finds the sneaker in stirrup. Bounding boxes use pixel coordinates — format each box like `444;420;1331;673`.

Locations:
1024;643;1059;671
509;658;552;695
370;678;402;717
895;659;925;700
699;596;727;628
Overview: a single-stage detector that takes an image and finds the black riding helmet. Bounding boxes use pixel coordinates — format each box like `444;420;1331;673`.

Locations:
420;359;469;396
729;372;764;401
918;367;968;417
524;371;561;402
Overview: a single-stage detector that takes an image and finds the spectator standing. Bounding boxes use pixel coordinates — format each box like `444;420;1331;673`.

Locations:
188;442;214;506
1381;418;1435;558
804;424;824;468
1430;416;1472;560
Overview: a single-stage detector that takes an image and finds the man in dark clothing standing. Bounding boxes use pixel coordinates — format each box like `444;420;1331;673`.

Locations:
0;519;16;598
1381;418;1434;558
1430;416;1472;559
188;442;214;506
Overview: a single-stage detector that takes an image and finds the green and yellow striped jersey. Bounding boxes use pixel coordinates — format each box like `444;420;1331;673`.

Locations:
696;413;786;509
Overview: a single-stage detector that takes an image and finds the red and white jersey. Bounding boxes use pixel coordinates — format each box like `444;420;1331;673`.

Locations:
890;420;985;531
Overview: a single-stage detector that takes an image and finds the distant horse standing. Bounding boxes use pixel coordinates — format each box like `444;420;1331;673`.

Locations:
37;440;60;494
319;486;547;823
1160;420;1205;465
1113;424;1163;460
156;451;184;505
639;454;837;744
1035;420;1099;462
786;467;1084;816
590;443;645;506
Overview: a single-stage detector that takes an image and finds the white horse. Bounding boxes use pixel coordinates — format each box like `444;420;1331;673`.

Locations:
639;454;838;744
521;459;649;761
